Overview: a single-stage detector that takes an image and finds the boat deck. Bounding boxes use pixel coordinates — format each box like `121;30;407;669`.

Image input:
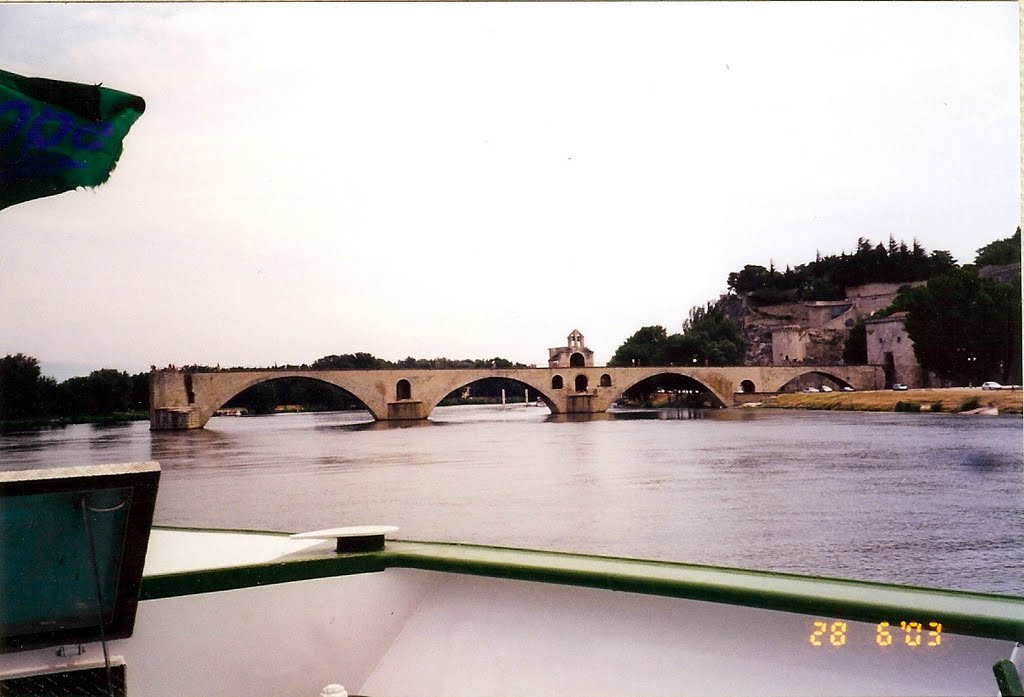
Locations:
144;527;1024;643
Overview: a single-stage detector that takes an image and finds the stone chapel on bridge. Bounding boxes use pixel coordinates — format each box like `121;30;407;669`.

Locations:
548;329;595;369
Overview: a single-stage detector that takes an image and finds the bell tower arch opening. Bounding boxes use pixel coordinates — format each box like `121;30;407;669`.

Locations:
548;329;595;369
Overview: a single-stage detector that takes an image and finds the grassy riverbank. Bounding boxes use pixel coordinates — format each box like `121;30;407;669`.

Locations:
0;411;149;430
761;388;1022;414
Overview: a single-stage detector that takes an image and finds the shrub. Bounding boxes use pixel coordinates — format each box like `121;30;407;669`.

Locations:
930;401;944;412
958;398;981;412
894;401;921;412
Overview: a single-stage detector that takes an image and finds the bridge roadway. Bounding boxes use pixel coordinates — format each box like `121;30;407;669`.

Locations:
150;364;883;430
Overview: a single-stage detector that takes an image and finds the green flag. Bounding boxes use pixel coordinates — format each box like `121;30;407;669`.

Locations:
0;69;145;211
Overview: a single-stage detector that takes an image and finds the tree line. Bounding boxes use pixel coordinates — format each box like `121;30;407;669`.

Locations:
0;352;537;424
0;354;148;424
728;236;958;304
221;355;534;414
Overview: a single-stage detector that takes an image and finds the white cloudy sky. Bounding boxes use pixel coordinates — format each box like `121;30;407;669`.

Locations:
0;2;1018;379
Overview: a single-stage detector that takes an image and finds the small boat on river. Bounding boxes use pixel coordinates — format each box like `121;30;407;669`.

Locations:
1;462;1022;696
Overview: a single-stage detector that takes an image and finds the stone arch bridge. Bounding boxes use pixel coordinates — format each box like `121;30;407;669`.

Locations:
150;365;883;430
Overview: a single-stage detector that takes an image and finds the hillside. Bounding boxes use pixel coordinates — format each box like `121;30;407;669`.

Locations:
720;282;911;366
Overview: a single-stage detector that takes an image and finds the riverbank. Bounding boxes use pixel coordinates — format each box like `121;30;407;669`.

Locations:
0;411;149;431
760;388;1022;414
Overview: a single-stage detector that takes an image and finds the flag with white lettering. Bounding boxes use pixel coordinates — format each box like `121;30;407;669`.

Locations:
0;68;145;211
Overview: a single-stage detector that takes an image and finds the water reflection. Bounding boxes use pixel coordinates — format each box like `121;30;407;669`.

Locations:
607;407;712;420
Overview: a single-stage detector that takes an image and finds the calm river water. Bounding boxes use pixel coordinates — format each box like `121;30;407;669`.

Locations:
2;406;1021;594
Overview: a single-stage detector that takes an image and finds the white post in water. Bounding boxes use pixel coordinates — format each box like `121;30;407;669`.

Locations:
501;388;506;406
525;388;529;404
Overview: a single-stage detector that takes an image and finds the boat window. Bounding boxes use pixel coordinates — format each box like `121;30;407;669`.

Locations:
0;462;160;653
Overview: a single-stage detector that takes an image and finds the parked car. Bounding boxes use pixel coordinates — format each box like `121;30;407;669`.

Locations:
819;386;833;392
981;381;1003;390
841;386;855;392
891;383;909;391
803;387;820;393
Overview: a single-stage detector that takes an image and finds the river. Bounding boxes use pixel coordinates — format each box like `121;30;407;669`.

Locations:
1;406;1021;595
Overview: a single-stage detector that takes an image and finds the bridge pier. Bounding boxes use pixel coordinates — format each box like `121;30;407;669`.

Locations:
565;393;593;413
387;401;428;420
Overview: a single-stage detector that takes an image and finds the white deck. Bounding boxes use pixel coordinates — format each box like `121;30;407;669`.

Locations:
2;528;1019;696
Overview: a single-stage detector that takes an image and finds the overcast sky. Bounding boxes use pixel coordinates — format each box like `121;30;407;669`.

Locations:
0;2;1018;380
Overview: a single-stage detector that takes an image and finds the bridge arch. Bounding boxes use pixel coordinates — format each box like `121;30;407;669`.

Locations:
202;374;377;424
598;369;730;410
778;370;855;392
422;375;560;417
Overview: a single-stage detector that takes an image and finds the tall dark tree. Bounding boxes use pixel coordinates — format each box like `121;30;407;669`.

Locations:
130;372;150;411
897;268;1021;385
0;353;45;420
83;369;134;414
842;322;868;365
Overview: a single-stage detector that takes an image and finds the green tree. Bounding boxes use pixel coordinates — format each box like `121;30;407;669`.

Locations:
312;352;391;370
84;369;133;414
727;237;959;303
842;321;868;365
609;304;746;368
130;372;150;411
678;303;747;366
975;227;1021;266
898;268;1022;385
0;353;45;420
608;326;669;367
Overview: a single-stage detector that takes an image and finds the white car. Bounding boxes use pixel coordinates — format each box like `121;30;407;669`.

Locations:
819;386;833;392
891;383;909;391
803;387;820;393
981;381;1002;390
841;386;855;392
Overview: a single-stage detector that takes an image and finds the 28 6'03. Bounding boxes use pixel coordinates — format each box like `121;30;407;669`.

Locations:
809;620;944;648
